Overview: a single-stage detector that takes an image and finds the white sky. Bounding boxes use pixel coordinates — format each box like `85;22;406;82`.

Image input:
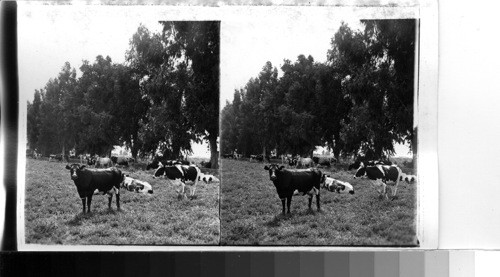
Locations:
18;4;416;158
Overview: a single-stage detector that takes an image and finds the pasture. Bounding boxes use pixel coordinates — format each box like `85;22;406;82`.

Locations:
220;158;417;246
24;159;220;245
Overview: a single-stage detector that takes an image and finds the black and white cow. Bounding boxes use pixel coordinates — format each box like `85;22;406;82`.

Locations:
348;159;393;171
65;164;124;213
321;175;355;194
154;164;201;199
264;164;322;214
399;173;417;183
121;176;153;194
198;173;220;184
353;162;402;200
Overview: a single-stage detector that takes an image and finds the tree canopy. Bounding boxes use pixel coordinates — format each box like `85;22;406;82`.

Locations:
27;22;220;168
220;19;416;160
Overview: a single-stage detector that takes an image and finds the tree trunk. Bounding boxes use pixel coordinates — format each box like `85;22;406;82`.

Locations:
209;135;219;169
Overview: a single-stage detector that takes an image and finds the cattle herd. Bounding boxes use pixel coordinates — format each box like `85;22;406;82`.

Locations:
258;156;417;215
54;155;217;214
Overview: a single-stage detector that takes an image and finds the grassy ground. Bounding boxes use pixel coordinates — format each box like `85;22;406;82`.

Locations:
25;159;220;245
220;159;417;246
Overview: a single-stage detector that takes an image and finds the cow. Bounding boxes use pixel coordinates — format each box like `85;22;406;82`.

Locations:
121;176;153;194
111;156;132;167
65;164;123;213
348;159;393;171
321;175;355;194
353;162;402;200
400;173;417;183
250;154;264;162
154;164;201;199
297;158;314;168
198;173;220;184
222;153;233;159
264;164;322;215
95;157;113;168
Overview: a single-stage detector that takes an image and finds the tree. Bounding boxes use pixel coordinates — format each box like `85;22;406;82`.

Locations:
161;21;220;168
27;90;42;151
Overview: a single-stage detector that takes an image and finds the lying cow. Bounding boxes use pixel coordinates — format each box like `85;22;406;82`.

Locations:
400;173;417;183
321;175;354;194
353;162;402;200
198;173;220;184
121;176;153;194
154;164;201;199
264;164;322;215
65;164;123;213
348;159;392;171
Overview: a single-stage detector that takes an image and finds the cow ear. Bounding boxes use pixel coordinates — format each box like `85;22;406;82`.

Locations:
264;166;269;170
65;164;71;170
279;166;285;170
79;165;86;170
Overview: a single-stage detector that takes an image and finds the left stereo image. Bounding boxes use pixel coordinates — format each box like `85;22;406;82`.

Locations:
20;5;220;246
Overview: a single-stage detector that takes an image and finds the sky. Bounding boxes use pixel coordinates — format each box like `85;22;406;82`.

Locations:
18;4;414;158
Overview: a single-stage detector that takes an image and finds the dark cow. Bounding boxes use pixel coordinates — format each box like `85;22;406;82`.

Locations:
154;164;201;199
353;162;402;200
222;153;233;158
264;164;322;214
250;154;264;162
65;164;124;213
49;154;65;162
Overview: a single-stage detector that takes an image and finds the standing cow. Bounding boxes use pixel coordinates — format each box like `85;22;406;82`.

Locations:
353;162;402;200
264;164;322;215
65;164;124;213
154;164;201;199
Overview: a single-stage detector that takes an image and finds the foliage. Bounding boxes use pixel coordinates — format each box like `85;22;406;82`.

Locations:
220;20;416;159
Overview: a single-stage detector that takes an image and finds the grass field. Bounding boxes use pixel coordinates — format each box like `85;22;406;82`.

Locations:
220;158;417;246
25;159;220;245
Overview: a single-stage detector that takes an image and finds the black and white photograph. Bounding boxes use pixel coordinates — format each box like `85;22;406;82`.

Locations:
220;11;419;246
20;5;220;246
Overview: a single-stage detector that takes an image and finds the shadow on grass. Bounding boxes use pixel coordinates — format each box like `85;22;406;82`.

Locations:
265;213;293;227
67;212;92;226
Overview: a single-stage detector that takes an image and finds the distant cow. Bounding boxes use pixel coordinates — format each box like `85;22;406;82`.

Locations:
264;164;322;214
121;176;153;194
111;156;132;167
297;158;314;168
250;154;264;162
222;153;233;159
198;173;220;184
65;164;123;213
400;173;417;183
353;162;402;200
348;159;393;171
95;157;113;168
154;164;201;199
49;154;64;162
321;175;354;194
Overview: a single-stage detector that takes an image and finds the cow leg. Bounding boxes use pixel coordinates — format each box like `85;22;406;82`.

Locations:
115;187;120;210
308;195;313;209
116;193;120;210
281;198;286;215
108;194;113;209
382;183;389;200
286;196;292;214
81;198;86;214
316;192;321;211
87;196;92;213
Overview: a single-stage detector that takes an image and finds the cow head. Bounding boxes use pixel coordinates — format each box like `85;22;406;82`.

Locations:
65;164;86;180
264;164;285;181
353;162;366;179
